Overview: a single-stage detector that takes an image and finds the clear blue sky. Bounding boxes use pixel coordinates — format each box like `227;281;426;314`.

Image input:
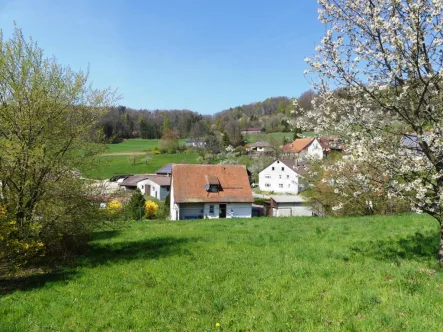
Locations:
0;0;324;114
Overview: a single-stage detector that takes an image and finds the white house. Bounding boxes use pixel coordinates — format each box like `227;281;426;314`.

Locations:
170;164;254;220
282;138;324;159
137;175;171;200
258;160;306;194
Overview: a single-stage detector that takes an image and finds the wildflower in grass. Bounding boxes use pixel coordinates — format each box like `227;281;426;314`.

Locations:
215;322;220;327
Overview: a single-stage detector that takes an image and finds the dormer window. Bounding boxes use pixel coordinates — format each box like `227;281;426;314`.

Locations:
205;175;221;193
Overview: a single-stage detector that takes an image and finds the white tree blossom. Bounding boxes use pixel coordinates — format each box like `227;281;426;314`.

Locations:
303;0;443;262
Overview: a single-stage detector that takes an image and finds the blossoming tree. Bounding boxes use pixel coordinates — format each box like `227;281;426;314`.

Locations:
303;0;443;262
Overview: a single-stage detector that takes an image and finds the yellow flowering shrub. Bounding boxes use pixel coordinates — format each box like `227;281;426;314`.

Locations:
144;200;158;218
106;200;123;215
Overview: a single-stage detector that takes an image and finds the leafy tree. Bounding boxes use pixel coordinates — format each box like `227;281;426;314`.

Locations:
162;115;171;135
126;189;146;220
0;26;115;270
303;0;443;263
205;132;221;154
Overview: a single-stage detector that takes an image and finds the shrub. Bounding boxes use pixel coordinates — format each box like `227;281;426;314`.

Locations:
125;189;146;220
107;200;123;218
144;200;159;219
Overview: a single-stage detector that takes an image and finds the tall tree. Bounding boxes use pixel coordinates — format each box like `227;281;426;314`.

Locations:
303;0;443;263
0;27;115;269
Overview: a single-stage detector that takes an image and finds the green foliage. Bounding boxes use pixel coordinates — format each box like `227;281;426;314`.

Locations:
0;26;114;271
1;215;442;330
125;189;146;221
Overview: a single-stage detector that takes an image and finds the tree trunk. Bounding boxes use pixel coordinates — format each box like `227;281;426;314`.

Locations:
439;222;443;264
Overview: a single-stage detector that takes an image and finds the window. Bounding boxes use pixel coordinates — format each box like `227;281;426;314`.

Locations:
279;184;283;188
265;183;271;188
282;167;284;171
288;184;291;188
287;175;290;179
209;205;214;214
272;167;275;171
279;175;282;179
209;185;218;192
265;175;271;179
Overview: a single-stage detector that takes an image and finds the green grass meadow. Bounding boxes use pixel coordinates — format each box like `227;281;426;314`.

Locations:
83;152;199;179
106;139;188;154
2;214;443;331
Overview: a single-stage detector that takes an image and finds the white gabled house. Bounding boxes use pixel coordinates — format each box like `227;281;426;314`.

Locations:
258;160;307;194
136;175;170;200
282;138;325;159
170;164;254;220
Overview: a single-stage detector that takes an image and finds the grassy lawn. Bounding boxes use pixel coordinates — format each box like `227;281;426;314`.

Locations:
83;153;199;179
106;138;188;154
2;214;443;330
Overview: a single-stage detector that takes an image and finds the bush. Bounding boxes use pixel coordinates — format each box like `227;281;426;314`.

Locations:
144;200;159;219
125;189;146;220
107;200;123;219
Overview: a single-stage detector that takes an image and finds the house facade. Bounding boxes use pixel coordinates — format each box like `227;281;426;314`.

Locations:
258;160;306;194
282;138;324;159
170;164;253;220
137;175;171;200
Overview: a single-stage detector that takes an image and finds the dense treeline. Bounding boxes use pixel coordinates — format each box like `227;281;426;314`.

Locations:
99;92;318;143
100;106;212;140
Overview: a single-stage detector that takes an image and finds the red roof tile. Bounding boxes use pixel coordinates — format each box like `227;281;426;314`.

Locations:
172;164;253;204
282;138;314;152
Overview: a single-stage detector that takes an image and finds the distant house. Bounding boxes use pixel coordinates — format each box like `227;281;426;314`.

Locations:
119;175;151;190
241;128;265;135
258;159;307;194
245;141;273;156
319;135;343;152
185;138;206;148
137;175;171;200
265;195;312;217
170;164;254;220
119;174;171;200
282;138;324;159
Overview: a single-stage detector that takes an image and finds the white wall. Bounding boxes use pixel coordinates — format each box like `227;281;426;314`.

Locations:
306;139;324;159
273;205;312;217
137;179;169;200
259;160;300;193
227;203;252;218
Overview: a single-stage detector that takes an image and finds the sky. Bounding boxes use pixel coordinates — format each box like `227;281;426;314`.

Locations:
0;0;324;114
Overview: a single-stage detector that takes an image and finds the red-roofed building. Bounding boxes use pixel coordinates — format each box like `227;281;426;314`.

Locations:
170;164;253;220
282;138;324;159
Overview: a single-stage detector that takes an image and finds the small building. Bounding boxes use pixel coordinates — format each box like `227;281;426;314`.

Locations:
282;138;324;159
119;174;171;200
137;175;171;200
119;175;151;190
245;141;273;156
170;164;254;220
319;135;343;152
185;138;206;148
265;195;312;217
258;159;307;194
241;127;266;135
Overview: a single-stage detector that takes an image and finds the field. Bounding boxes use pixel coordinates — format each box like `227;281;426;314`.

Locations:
82;153;198;179
106;139;188;154
2;214;443;331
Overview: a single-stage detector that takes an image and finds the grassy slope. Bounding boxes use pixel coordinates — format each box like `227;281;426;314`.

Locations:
106;139;188;154
83;153;199;179
2;214;443;331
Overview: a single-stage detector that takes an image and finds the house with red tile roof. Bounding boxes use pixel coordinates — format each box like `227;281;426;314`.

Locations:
170;164;254;220
282;138;324;159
